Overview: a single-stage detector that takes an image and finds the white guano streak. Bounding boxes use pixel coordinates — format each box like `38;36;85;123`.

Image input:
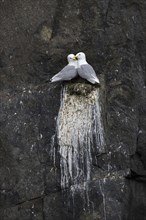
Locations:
57;85;105;189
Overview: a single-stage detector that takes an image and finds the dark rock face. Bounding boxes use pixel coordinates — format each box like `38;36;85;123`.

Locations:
0;0;146;219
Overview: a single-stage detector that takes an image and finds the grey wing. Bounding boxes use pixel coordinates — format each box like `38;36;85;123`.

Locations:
51;65;77;82
79;64;100;84
80;64;97;78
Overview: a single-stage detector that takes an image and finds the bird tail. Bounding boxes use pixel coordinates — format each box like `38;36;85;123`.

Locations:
50;76;61;83
88;76;100;84
94;77;100;84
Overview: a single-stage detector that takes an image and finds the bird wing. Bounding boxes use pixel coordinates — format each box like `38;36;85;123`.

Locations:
80;64;97;79
51;65;77;82
79;64;100;84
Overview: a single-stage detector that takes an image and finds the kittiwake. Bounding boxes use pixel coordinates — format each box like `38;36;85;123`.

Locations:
75;52;100;85
50;54;78;82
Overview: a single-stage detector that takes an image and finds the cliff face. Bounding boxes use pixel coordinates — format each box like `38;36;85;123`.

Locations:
0;0;146;219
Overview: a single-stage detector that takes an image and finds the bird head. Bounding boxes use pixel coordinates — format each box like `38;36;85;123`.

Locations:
75;52;86;61
67;54;77;63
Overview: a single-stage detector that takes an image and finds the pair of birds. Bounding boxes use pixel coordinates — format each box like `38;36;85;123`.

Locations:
50;52;100;85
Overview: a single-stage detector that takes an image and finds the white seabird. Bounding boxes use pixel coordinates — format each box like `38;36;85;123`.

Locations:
50;54;78;83
75;52;100;84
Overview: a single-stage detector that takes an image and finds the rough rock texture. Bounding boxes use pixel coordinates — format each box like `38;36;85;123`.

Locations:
0;0;146;219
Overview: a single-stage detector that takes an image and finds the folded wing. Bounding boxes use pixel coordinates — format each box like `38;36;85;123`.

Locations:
50;65;77;82
78;64;100;84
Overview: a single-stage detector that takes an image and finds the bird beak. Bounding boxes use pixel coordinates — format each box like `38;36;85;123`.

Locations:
73;55;78;60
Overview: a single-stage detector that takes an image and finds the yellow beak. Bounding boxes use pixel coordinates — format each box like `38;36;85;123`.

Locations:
73;56;78;60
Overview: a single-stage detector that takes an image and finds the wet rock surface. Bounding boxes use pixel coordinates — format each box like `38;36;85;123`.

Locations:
0;0;146;219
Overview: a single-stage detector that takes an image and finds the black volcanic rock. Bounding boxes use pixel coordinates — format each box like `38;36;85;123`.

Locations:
0;0;146;219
